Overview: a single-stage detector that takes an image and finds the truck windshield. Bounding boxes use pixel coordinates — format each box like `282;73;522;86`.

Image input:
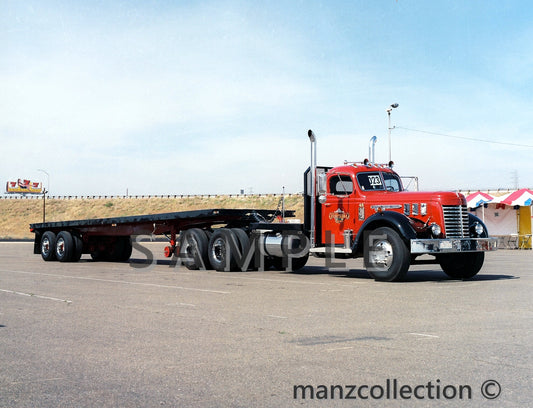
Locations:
357;172;402;192
383;172;402;192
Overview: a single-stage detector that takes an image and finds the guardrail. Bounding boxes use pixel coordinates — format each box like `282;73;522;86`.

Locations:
0;193;302;200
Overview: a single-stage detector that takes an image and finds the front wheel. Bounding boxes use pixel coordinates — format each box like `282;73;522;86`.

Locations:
365;226;410;282
438;252;484;279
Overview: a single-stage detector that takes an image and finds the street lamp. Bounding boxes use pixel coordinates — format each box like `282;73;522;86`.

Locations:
37;169;50;194
387;103;399;162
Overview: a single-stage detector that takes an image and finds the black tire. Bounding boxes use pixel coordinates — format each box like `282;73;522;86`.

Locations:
207;229;241;271
265;256;283;271
106;236;131;262
265;253;309;272
283;233;309;272
438;252;484;279
116;236;132;262
56;231;74;262
289;253;309;272
89;237;106;261
179;228;209;270
90;250;105;261
365;226;410;282
40;231;57;261
72;233;83;262
230;228;253;271
203;231;214;269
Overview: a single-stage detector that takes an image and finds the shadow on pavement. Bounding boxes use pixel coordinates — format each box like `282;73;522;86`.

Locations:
292;265;518;283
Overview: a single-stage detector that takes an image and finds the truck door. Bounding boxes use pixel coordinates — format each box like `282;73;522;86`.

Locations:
321;173;356;244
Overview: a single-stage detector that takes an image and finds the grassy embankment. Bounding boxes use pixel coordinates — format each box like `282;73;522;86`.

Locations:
0;195;304;239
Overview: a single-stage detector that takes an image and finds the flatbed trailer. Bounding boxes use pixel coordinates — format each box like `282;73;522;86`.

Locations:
30;208;302;269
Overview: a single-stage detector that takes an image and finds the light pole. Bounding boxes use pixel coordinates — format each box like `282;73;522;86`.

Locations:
37;169;50;194
37;169;49;223
387;103;399;162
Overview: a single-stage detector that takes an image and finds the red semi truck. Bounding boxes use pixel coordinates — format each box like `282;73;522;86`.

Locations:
30;130;497;281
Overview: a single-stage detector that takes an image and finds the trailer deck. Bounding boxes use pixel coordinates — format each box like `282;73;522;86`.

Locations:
30;208;297;263
30;208;294;236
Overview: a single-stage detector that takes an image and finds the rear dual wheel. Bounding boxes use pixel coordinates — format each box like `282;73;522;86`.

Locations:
55;231;74;262
179;228;210;270
207;228;251;272
178;228;251;271
40;231;57;261
40;230;84;262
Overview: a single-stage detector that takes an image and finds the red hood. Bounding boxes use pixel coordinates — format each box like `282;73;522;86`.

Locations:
362;190;466;206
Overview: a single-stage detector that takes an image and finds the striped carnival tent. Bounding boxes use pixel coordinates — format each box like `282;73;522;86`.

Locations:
478;188;533;249
466;191;494;209
491;188;533;206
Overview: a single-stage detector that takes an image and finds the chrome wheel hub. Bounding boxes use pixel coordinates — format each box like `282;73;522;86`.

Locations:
371;240;393;268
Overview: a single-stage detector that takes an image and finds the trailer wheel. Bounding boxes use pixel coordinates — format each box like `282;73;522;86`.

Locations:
438;252;484;279
89;237;132;262
116;236;132;262
40;231;57;261
106;236;132;262
72;233;83;262
56;231;74;262
90;249;105;261
365;226;409;282
208;229;241;271
179;228;209;270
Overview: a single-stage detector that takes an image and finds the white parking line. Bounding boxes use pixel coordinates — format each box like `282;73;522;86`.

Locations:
409;332;439;338
166;302;197;307
0;269;230;295
10;377;65;385
266;314;288;319
327;346;354;352
0;288;72;304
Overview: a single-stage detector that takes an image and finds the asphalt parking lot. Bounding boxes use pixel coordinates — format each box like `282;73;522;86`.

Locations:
0;242;531;407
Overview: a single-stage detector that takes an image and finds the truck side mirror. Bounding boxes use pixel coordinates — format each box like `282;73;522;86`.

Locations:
317;173;327;195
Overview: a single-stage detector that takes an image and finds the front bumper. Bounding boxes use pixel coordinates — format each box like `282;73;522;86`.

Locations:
410;237;498;254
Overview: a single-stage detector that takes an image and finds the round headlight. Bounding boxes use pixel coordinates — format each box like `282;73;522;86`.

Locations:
430;223;442;237
318;194;327;204
474;222;484;236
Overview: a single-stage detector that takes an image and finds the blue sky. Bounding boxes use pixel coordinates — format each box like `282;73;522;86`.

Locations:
1;0;532;195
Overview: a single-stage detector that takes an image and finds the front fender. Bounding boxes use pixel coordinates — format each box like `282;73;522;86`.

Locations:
468;213;489;238
352;211;416;255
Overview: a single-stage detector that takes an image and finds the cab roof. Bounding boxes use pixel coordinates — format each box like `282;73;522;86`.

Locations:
329;161;398;176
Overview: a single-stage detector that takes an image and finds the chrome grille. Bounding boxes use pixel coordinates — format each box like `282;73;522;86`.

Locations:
442;205;469;238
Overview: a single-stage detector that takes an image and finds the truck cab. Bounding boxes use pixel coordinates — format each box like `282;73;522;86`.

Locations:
304;131;497;281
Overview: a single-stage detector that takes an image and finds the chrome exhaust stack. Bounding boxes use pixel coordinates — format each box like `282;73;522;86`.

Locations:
369;135;377;164
308;129;317;248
